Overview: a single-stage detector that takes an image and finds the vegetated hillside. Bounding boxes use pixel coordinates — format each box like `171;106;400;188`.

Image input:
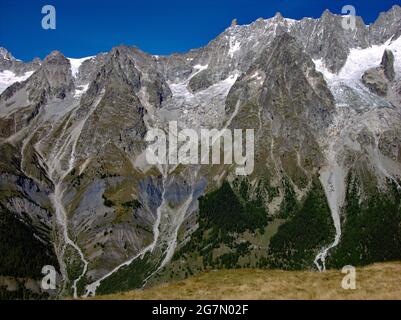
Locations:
92;262;401;300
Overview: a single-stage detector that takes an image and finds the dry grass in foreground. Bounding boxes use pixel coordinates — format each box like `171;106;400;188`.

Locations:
92;262;401;300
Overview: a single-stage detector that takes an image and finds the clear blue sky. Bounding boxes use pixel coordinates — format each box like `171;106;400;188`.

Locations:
0;0;400;61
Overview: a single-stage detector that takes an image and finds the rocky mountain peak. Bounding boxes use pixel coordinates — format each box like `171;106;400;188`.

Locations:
321;8;334;19
32;57;42;65
19;50;75;101
373;4;401;25
0;47;16;61
388;4;401;16
273;12;284;20
43;50;69;65
370;5;401;44
110;45;129;57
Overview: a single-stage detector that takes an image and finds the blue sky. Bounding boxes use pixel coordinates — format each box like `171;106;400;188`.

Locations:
0;0;400;61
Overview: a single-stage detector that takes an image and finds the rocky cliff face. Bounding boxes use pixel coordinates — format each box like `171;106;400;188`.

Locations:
0;6;401;298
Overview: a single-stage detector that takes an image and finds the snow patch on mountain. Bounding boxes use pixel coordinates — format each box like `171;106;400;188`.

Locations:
340;37;401;80
0;70;34;94
314;36;401;83
159;71;239;129
74;83;90;97
193;64;208;73
313;36;401;111
228;37;241;58
68;57;94;78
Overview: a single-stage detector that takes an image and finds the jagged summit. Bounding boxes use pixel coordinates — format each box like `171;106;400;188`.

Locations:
321;8;334;17
377;4;401;20
43;50;70;66
273;12;284;20
0;47;16;61
45;50;66;59
2;6;401;74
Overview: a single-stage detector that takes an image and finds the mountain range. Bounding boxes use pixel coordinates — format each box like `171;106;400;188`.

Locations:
0;6;400;299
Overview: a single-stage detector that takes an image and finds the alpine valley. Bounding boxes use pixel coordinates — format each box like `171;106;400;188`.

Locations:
0;6;401;299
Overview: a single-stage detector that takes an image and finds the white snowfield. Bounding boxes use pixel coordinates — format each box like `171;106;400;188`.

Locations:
0;70;34;94
68;56;94;78
154;63;239;130
228;36;241;58
74;83;90;97
312;36;400;120
314;36;401;83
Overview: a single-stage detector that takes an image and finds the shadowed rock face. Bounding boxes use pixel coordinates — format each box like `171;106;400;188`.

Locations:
382;49;395;81
31;51;75;100
0;6;401;297
362;70;389;96
362;49;396;97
